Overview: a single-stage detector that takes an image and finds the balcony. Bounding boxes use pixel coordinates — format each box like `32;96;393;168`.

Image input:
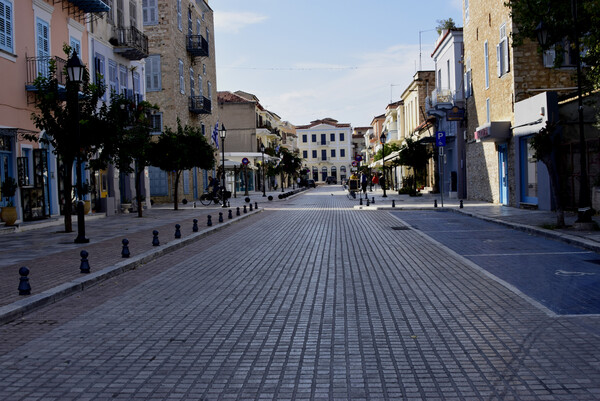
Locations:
430;89;454;109
112;26;149;60
66;0;110;13
189;96;211;114
186;35;209;58
25;56;68;90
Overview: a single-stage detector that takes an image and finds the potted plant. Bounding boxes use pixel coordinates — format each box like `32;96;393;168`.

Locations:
121;198;132;214
1;177;18;225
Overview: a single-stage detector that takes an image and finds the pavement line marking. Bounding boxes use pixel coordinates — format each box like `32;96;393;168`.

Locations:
463;251;593;257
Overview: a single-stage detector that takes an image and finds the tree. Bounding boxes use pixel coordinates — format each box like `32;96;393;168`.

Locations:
436;18;457;35
149;119;215;210
27;46;108;233
279;148;303;186
397;137;433;193
95;94;159;217
529;121;566;227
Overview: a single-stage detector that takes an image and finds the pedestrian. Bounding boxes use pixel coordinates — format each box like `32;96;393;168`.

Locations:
372;174;379;190
380;174;386;191
360;172;368;195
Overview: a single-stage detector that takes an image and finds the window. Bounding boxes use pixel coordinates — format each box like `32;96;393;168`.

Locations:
486;98;490;123
119;64;128;96
340;149;345;157
207;81;212;101
178;59;184;94
321;134;326;145
196;19;201;35
312;150;317;159
150;112;162;134
543;39;578;68
106;0;114;23
116;0;124;27
145;55;161;91
36;18;50;77
303;150;308;158
94;53;105;97
311;134;316;142
129;0;137;28
330;133;335;142
321;149;327;161
187;8;192;36
177;0;182;31
465;0;469;23
108;59;118;94
70;38;81;56
142;0;157;25
198;74;203;96
331;149;336;158
302;134;307;143
497;24;509;77
339;133;345;141
132;71;140;100
464;57;472;98
484;41;490;89
189;68;195;97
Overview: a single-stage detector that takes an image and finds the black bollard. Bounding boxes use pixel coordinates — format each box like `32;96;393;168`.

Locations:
18;267;31;295
228;209;233;219
80;250;90;274
249;203;253;211
152;230;160;246
207;215;212;226
243;205;247;213
121;239;130;258
359;197;363;205
434;200;438;208
219;212;223;223
255;202;258;209
175;224;181;239
236;207;241;216
227;201;231;208
268;195;273;201
392;200;396;208
366;198;370;206
193;219;199;232
372;197;375;204
460;199;464;209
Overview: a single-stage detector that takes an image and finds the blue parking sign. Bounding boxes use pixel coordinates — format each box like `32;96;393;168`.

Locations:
436;131;446;147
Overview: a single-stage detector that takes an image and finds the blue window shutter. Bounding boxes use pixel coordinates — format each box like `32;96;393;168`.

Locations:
0;0;14;53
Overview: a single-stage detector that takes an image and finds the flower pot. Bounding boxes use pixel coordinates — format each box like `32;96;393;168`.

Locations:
1;206;17;226
121;203;132;214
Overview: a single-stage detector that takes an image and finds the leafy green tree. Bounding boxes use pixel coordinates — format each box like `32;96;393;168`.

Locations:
27;46;108;233
149;119;215;210
397;137;433;192
436;18;457;35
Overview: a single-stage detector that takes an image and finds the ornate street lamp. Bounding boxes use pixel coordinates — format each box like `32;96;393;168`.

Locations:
67;51;89;244
260;143;266;197
219;123;227;208
380;132;387;198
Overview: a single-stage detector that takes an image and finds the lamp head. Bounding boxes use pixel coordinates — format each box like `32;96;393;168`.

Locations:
66;51;84;83
219;123;227;139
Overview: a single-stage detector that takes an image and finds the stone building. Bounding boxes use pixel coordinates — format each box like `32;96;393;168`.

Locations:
463;0;577;207
143;0;218;203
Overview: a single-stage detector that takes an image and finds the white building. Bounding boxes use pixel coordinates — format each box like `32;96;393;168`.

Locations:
296;118;353;183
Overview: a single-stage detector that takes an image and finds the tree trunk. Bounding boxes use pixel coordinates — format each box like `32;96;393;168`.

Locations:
173;171;181;210
63;158;74;233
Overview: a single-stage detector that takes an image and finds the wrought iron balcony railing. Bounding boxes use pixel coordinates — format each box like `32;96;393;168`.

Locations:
112;26;149;60
186;35;209;58
25;56;68;89
189;96;212;114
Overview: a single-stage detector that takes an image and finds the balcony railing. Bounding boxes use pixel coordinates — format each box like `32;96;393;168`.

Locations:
112;26;149;60
189;96;212;114
25;56;68;89
431;89;453;108
186;35;209;58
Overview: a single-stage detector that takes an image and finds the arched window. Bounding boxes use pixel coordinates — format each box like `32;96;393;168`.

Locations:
331;166;337;178
321;167;328;181
312;167;318;180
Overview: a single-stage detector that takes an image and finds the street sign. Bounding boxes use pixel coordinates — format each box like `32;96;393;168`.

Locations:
436;131;446;147
355;155;363;162
242;157;249;165
352;161;358;167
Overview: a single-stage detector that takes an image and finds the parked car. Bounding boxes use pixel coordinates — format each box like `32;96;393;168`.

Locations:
325;176;337;184
307;179;316;188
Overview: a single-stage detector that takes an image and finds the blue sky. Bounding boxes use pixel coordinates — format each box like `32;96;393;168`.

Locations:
212;0;463;127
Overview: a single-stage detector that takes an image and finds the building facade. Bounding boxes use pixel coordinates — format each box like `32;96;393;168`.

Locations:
296;118;352;184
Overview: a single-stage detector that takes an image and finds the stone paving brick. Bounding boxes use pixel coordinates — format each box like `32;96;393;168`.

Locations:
0;187;600;399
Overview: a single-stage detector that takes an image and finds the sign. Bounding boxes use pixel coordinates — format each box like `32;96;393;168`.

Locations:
351;161;358;167
474;127;490;141
435;131;446;147
446;106;465;121
355;155;363;162
241;157;249;166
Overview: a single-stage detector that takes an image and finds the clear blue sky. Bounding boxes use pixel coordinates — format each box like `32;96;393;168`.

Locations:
212;0;463;127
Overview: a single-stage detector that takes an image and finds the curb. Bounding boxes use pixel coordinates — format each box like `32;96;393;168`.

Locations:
0;209;263;325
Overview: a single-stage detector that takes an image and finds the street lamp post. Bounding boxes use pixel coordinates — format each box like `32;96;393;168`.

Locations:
260;143;266;197
67;51;89;244
219;124;227;208
535;0;591;223
380;133;387;198
280;159;285;193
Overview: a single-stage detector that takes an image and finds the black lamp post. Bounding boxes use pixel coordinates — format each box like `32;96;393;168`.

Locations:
260;143;266;197
219;123;227;208
67;51;89;244
280;159;285;193
380;132;387;198
535;0;590;223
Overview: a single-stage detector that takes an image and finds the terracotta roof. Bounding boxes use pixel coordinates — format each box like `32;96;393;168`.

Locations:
217;91;256;104
296;118;351;129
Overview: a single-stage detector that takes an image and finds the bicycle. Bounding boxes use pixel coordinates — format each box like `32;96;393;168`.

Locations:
199;188;231;206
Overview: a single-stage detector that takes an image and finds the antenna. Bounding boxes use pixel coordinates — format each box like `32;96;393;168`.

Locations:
419;29;437;71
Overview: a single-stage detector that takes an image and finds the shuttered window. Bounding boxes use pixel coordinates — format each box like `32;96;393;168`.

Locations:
0;0;14;53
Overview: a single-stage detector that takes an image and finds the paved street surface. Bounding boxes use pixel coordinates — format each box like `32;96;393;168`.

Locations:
1;185;600;400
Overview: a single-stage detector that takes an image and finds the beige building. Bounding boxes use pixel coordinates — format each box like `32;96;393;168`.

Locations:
143;0;218;203
296;118;353;184
463;0;576;206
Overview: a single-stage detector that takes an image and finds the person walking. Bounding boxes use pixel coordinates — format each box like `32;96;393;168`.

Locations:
360;172;368;196
371;173;379;190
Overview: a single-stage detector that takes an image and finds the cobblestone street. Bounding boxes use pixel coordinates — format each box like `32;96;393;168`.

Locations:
1;187;600;400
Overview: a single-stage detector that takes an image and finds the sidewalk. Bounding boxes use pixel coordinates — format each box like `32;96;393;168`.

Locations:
1;185;599;324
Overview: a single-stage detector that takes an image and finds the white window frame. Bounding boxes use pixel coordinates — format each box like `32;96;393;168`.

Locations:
142;0;158;25
177;0;182;31
0;0;14;54
496;24;509;77
484;41;490;89
145;54;161;91
486;98;491;123
178;59;184;94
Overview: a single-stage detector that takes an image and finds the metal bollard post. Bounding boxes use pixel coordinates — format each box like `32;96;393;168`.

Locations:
152;230;160;246
255;202;258;209
175;224;181;239
121;239;130;258
207;215;212;226
79;250;91;274
193;219;199;232
366;198;370;206
236;207;240;216
228;209;233;219
18;267;31;295
372;197;375;204
434;199;438;208
243;205;247;213
219;212;223;223
460;200;464;209
392;200;396;208
250;203;253;211
359;197;363;205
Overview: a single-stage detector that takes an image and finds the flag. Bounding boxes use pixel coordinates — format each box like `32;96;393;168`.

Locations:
212;122;219;150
